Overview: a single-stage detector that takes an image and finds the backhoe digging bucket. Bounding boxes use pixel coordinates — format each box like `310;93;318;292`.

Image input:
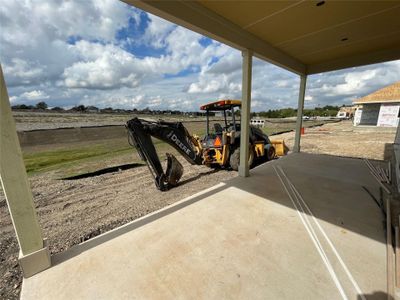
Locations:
165;153;184;186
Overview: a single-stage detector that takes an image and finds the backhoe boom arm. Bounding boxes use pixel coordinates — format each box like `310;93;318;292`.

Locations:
126;117;202;190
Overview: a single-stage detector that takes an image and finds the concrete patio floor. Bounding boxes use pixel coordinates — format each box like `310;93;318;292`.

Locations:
21;153;387;299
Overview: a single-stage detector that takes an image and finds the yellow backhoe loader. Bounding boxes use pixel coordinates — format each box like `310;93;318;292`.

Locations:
126;100;286;190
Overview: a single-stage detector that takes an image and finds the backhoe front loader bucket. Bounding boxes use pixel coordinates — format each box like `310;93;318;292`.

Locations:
165;153;184;186
271;140;287;157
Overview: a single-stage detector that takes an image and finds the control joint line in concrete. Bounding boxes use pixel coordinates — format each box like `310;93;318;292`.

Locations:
290;183;366;299
273;166;348;300
277;165;366;300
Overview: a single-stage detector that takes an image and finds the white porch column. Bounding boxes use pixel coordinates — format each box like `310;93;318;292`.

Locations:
239;49;253;177
0;65;50;277
293;74;307;153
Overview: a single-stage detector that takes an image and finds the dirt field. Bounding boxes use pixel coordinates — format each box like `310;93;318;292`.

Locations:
13;111;213;131
0;117;397;299
274;120;396;160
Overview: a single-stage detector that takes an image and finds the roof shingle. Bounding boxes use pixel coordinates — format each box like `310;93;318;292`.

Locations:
353;81;400;104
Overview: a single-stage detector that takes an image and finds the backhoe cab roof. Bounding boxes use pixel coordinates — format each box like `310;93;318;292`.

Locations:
200;100;241;111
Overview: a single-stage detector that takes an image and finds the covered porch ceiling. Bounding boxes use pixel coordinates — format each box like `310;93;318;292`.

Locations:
125;0;400;75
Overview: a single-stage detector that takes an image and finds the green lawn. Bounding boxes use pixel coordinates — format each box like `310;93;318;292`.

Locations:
23;145;131;173
21;137;174;177
20;121;208;177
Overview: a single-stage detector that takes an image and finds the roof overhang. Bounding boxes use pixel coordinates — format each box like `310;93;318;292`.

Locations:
124;1;400;75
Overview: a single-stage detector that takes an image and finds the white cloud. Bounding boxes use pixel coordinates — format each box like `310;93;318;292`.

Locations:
186;54;302;111
206;51;241;74
275;80;290;88
20;90;50;100
1;0;399;112
0;0;137;87
60;27;228;90
62;41;141;89
9;96;18;103
187;49;242;95
188;79;225;94
307;60;400;105
2;58;45;86
80;93;145;108
1;0;135;45
139;27;228;76
143;14;175;48
319;69;377;96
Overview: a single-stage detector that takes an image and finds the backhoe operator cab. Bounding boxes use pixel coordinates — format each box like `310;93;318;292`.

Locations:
199;100;275;170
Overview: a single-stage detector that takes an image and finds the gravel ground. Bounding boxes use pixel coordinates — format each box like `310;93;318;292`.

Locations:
1;120;396;299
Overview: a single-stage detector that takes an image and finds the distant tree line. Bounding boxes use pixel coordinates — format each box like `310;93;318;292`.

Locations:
11;101;207;116
12;101;341;118
253;105;340;118
12;101;50;111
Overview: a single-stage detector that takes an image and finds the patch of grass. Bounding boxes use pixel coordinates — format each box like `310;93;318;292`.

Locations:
22;137;178;177
23;144;132;174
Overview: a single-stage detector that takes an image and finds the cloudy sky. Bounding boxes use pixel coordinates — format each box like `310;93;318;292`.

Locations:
1;0;399;112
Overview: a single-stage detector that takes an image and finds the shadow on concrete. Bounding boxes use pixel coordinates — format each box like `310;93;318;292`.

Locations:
384;143;394;161
358;291;392;300
361;186;385;214
62;163;143;180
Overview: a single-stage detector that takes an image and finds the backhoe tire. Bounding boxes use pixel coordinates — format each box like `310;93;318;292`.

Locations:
229;147;254;171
